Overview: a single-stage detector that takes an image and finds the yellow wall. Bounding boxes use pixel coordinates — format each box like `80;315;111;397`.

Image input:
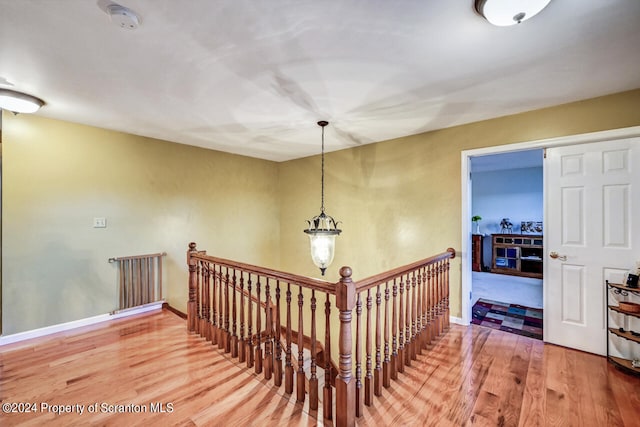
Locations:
279;89;640;319
1;113;279;334
2;89;640;336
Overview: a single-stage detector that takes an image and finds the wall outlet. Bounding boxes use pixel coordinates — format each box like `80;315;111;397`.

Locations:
93;217;107;228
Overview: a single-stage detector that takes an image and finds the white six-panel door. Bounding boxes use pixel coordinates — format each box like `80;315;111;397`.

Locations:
545;138;640;355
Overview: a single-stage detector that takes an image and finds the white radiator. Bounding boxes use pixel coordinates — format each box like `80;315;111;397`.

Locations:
109;252;166;310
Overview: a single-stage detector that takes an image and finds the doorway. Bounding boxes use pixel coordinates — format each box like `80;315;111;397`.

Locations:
460;126;640;350
469;150;544;338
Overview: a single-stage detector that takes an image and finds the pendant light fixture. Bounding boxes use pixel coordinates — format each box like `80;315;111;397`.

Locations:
474;0;552;26
304;121;341;276
0;88;45;114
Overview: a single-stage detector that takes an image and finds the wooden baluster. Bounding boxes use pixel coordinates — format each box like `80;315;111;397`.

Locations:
231;269;238;358
238;272;246;362
446;255;452;329
202;263;211;341
336;266;356;427
198;261;204;336
246;274;254;368
297;286;305;403
415;268;423;353
374;284;382;396
255;276;263;374
195;259;201;335
187;242;198;332
411;271;417;361
428;263;435;343
355;292;363;416
324;292;333;421
264;278;273;381
383;281;391;388
391;278;398;380
202;261;209;338
356;289;374;408
436;261;443;336
420;266;429;350
443;259;450;331
397;276;405;374
405;273;412;366
309;289;318;411
274;280;283;387
217;267;224;348
223;267;231;353
285;283;293;394
210;263;218;346
421;266;428;350
438;261;445;335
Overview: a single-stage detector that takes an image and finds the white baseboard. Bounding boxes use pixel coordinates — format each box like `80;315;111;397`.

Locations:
449;315;468;326
0;301;164;347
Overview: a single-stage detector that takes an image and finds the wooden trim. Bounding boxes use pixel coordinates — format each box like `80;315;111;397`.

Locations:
163;302;187;319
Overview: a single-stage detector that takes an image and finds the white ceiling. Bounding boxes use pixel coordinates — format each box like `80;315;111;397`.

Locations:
1;1;639;162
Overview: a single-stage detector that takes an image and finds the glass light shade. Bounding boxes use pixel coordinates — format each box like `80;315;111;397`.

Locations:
475;0;552;26
308;233;336;275
0;88;44;113
304;211;341;275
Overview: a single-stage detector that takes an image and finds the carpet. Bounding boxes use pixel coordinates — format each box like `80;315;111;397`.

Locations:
471;298;543;340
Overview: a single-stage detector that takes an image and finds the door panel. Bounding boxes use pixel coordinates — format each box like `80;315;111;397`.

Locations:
560;264;585;325
561;187;584;245
545;137;639;355
603;184;629;248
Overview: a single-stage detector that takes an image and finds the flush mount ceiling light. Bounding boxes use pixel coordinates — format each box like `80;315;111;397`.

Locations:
0;88;45;113
304;121;342;276
475;0;552;26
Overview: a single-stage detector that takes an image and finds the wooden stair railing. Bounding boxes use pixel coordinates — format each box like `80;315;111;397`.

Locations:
187;242;456;427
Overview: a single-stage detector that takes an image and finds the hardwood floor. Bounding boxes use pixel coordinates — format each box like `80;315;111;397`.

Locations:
1;309;638;426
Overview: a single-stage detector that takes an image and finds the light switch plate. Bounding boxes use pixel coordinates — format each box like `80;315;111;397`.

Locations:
93;217;107;228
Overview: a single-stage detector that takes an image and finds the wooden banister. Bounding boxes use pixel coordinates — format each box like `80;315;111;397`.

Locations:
187;242;456;427
354;248;456;292
190;252;335;294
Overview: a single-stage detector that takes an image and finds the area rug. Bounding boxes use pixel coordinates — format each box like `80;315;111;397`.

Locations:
471;298;543;340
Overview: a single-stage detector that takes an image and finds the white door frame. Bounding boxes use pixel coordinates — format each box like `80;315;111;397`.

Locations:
459;125;640;326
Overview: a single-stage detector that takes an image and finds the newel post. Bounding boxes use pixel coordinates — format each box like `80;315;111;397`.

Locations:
187;242;198;332
336;266;356;427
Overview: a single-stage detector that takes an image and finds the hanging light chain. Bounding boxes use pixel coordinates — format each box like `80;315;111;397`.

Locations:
321;122;325;214
317;120;329;214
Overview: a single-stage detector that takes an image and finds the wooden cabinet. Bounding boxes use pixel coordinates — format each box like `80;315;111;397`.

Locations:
606;281;640;376
472;234;483;272
490;234;543;278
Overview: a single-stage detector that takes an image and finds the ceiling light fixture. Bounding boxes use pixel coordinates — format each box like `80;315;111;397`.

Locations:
474;0;552;26
107;3;140;30
304;121;341;276
0;88;45;113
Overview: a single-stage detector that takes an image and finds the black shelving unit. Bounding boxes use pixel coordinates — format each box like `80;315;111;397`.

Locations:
606;280;640;376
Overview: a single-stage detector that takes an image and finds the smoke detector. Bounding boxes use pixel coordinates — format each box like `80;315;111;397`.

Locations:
107;4;140;30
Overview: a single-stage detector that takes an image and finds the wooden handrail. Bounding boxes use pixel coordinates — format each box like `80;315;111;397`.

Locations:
190;250;336;294
355;248;456;292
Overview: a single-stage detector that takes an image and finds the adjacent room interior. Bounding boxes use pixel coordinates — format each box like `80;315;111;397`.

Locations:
470;149;544;339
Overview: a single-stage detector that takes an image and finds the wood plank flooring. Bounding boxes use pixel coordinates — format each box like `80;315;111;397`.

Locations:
1;309;638;426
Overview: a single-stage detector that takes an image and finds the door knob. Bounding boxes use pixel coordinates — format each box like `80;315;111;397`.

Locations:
549;251;567;261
